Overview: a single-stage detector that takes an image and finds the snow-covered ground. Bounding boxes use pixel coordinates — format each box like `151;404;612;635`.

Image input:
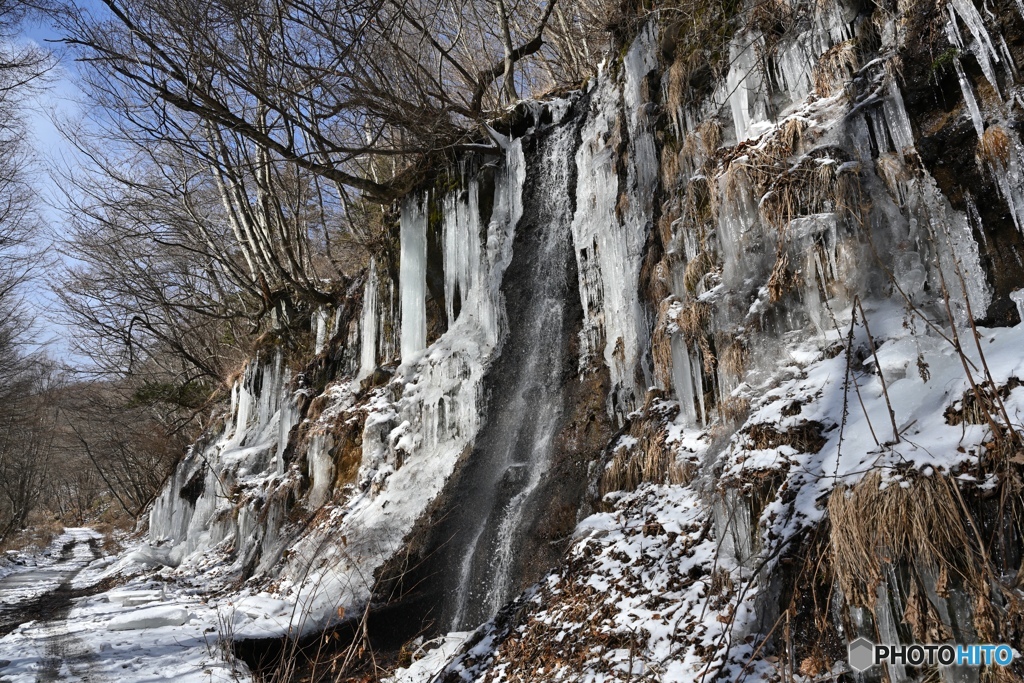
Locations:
0;529;264;683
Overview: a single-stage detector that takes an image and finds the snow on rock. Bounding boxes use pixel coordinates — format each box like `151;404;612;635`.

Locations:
384;632;472;683
106;605;189;631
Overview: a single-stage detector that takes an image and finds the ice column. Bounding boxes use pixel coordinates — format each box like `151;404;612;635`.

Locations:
357;259;379;381
400;195;428;363
442;181;482;327
313;307;328;354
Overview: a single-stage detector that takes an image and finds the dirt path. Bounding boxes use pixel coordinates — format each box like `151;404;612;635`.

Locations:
0;530;106;682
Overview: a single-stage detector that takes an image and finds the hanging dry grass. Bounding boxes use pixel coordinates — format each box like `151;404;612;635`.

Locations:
812;40;858;96
767;251;801;302
675;300;712;341
828;471;983;609
979;125;1013;171
682;175;715;226
698;119;723;157
682;249;717;294
661;140;682;190
775;117;806;157
719;341;747;380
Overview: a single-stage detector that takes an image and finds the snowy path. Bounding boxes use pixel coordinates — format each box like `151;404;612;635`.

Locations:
0;530;253;683
0;528;103;682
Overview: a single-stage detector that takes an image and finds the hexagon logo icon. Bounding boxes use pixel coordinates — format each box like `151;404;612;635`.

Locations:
848;637;876;672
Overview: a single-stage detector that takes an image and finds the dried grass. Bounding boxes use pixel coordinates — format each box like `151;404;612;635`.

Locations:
600;402;695;496
829;472;982;609
812;40;858;96
718;395;750;425
600;435;694;496
979;125;1013;171
682;249;717;294
767;251;800;302
675;301;712;341
661;141;682;189
719;341;747;380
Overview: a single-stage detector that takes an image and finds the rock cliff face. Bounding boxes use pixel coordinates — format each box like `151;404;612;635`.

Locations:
148;1;1024;680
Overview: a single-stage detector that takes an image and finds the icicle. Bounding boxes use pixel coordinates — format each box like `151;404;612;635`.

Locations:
442;181;483;328
874;581;909;682
954;59;986;137
357;260;378;382
313;307;328;355
716;165;758;286
728;42;754;142
804;254;826;334
671;335;698;426
883;81;916;156
692;344;706;426
306;434;334;509
948;0;1001;94
999;34;1018;82
399;194;428;363
1011;289;1024;320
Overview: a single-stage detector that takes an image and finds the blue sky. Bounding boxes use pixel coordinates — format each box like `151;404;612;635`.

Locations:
18;7;92;365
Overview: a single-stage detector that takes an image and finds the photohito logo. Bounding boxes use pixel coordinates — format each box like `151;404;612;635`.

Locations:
848;638;1016;671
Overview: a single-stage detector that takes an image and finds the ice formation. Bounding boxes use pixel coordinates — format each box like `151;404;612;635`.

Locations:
139;1;1024;680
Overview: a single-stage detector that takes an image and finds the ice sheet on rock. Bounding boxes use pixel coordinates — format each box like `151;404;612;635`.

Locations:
570;26;657;418
383;632;471;683
278;139;527;633
773;2;855;106
148;351;300;578
107;588;165;607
